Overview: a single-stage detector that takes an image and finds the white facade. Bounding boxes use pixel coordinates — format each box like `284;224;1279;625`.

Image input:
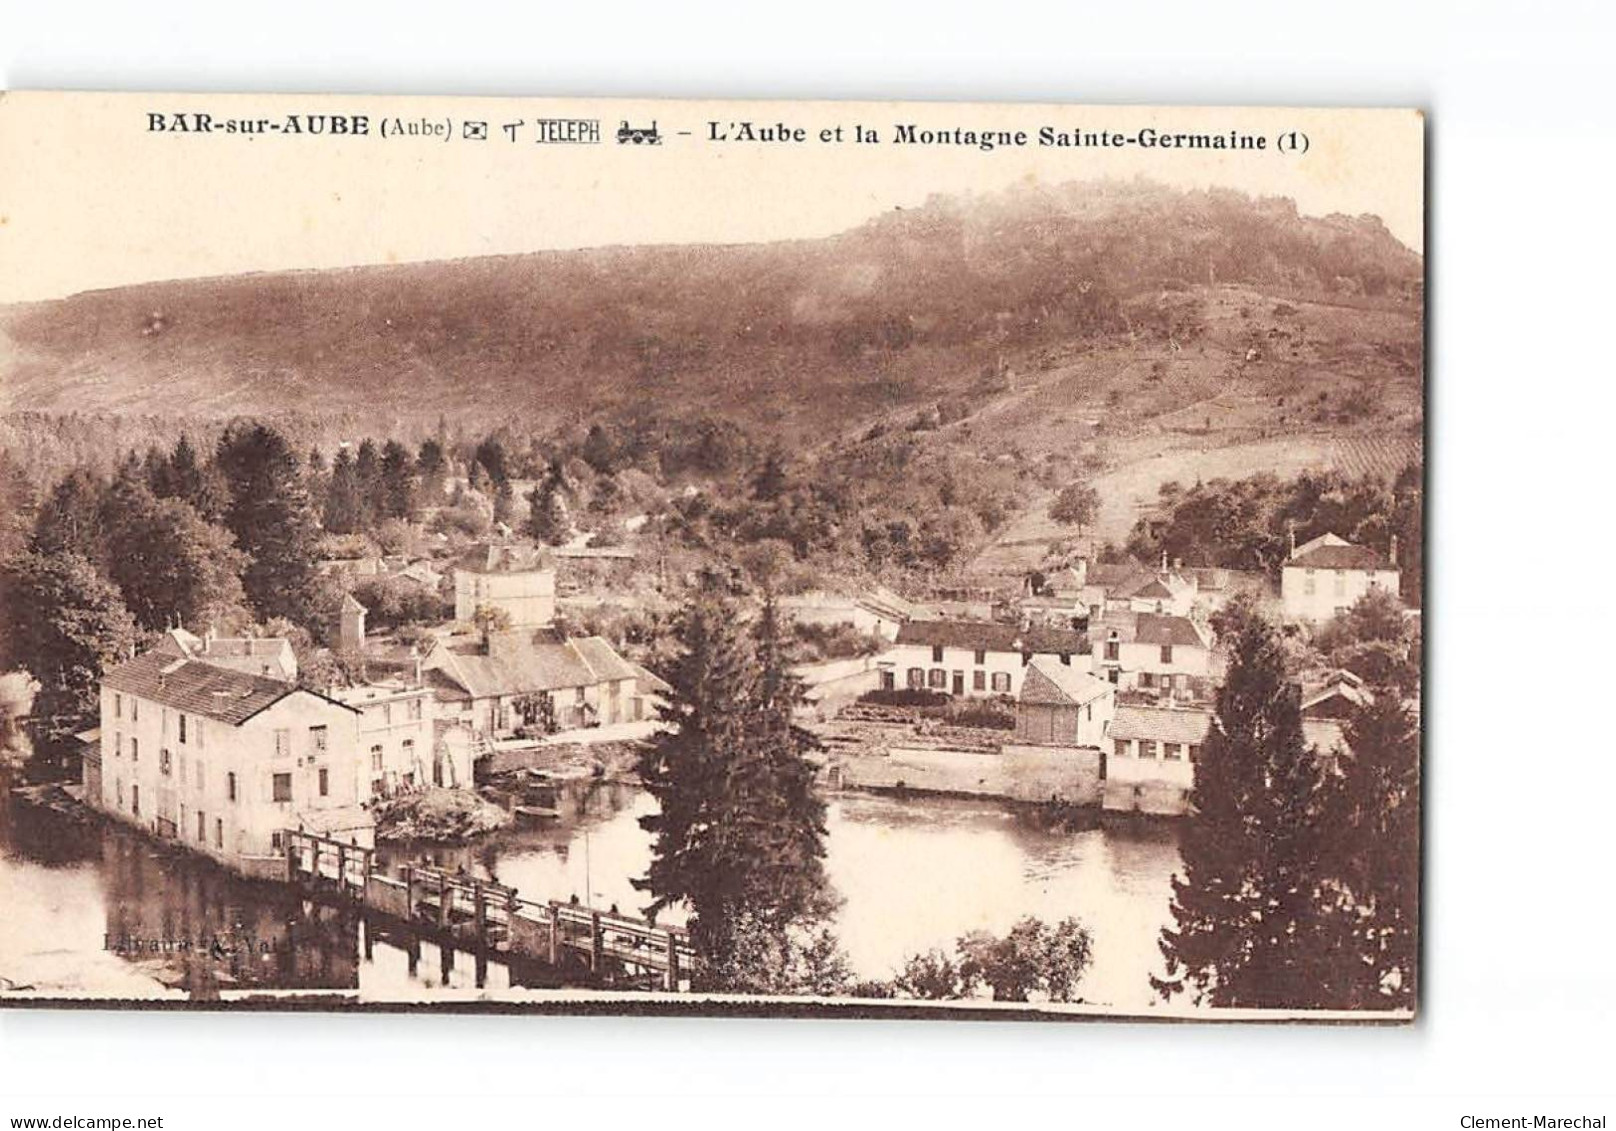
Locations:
333;682;468;794
454;566;557;628
95;681;371;875
885;642;1029;698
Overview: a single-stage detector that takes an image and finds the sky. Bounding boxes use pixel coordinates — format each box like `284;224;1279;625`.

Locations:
0;93;1423;305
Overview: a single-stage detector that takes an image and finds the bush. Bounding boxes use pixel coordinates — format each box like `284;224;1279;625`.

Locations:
859;688;950;709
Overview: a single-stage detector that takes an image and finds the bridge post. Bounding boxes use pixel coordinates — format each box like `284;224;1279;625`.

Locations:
337;843;347;895
404;866;415;920
664;933;679;991
473;881;486;948
590;911;604;975
309;838;321;888
437;873;450;930
284;834;296;882
547;905;560;966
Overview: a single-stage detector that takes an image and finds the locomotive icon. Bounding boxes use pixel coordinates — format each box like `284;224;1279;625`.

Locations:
616;120;662;145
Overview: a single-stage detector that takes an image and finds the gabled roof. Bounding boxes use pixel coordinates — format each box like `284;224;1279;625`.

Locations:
1289;542;1389;570
1085;560;1144;589
1133;614;1210;649
1020;656;1113;708
629;662;673;697
429;630;635;699
454;541;554;574
103;652;304;726
895;620;1089;656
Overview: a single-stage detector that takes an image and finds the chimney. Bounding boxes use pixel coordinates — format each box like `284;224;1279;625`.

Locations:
1160;550;1168;574
1288;523;1297;560
1389;534;1399;567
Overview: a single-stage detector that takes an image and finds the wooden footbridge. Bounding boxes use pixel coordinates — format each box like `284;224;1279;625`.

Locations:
284;830;695;991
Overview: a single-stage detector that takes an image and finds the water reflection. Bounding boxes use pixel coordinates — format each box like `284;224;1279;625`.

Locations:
3;781;1182;1008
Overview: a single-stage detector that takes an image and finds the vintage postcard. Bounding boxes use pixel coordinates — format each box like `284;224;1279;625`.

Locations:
0;93;1423;1018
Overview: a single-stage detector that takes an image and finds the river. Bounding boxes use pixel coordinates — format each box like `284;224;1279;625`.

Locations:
0;779;1183;1009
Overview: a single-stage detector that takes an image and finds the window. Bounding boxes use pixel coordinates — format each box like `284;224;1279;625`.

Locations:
272;773;292;803
371;745;384;772
1334;570;1346;596
1140;672;1155;688
274;729;290;759
408;697;423;721
1160;644;1173;665
906;668;925;690
402;738;415;763
1113;739;1130;759
271;831;283;851
1304;569;1316;596
990;672;1012;693
309;725;328;755
227;772;237;802
973;671;986;691
197;811;206;841
195;760;204;793
131;785;140;815
214;819;223;849
1104;634;1120;662
178;714;187;744
576;687;587;703
116;779;124;807
1189;744;1202;764
1138;740;1158;759
318;768;329;797
973;649;986;666
928;668;947;689
130;737;138;762
382;703;393;725
160;749;173;775
131;699;138;722
114;693;122;719
196;720;204;750
931;645;944;664
1164;742;1183;761
114;733;122;759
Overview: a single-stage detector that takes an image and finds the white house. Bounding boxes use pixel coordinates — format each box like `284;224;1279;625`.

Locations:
883;621;1089;699
331;680;468;795
1095;613;1214;702
453;542;557;628
1280;532;1401;623
91;648;372;879
423;628;648;739
1106;704;1352;816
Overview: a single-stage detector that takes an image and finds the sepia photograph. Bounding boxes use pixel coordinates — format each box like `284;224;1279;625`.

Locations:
0;93;1423;1020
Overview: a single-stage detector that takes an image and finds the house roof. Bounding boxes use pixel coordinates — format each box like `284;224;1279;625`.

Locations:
429;630;636;699
1110;704;1351;755
454;541;553;574
154;630;298;682
1133;614;1209;649
341;593;368;615
569;636;640;683
1020;656;1113;708
895;620;1089;656
629;662;673;697
1111;705;1212;746
1086;560;1144;589
103;652;304;726
1288;539;1389;571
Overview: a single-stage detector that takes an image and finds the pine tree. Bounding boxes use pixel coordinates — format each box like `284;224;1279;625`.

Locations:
525;460;572;545
215;422;322;624
354;438;384;527
105;490;249;633
416;438;447;504
380;440;416;520
1155;597;1330;1008
29;468;108;565
0;551;138;742
634;589;834;988
323;447;366;534
1314;693;1420;1010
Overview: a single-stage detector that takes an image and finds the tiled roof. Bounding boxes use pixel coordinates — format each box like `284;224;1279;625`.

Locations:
629;662;673;697
569;636;639;683
1288;543;1389;571
1086;560;1143;589
1110;704;1352;755
1020;656;1113;708
1111;705;1212;746
1133;614;1209;648
895;620;1089;656
431;630;609;698
102;652;302;726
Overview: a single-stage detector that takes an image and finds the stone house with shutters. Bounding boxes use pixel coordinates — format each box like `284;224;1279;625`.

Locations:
1280;532;1402;623
90;647;372;879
